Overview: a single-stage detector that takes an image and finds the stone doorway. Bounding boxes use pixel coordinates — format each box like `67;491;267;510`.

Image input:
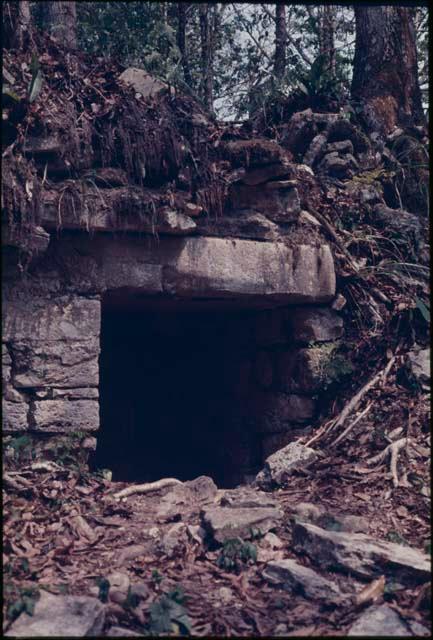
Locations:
93;294;264;488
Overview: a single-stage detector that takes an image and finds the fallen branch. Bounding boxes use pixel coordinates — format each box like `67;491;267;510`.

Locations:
330;401;373;447
366;438;407;487
113;478;182;500
305;356;395;448
329;356;395;433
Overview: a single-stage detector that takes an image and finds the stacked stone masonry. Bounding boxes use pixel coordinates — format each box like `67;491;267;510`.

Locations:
2;88;350;475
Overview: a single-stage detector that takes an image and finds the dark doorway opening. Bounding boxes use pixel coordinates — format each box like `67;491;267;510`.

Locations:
93;295;262;488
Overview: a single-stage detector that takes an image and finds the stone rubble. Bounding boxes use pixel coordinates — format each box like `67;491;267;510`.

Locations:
5;591;105;637
256;442;318;490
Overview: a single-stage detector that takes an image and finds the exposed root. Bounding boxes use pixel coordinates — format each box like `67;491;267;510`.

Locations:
306;355;396;448
113;478;182;500
330;401;374;447
366;437;407;487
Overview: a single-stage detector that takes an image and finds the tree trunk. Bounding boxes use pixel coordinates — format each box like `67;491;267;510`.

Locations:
3;1;31;50
319;5;335;78
274;4;287;82
177;2;192;86
351;6;425;133
42;1;77;49
199;3;214;113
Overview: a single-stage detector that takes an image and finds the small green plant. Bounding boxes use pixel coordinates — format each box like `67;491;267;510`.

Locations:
95;577;110;603
217;537;257;572
5;585;40;622
151;569;163;584
148;585;191;635
386;531;409;546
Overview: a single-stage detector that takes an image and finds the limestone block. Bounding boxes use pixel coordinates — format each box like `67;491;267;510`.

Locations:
223;138;286;168
3;297;101;342
3;400;28;431
239;162;291;186
326;140;354;155
119;68;169;99
250;392;315;432
5;591;105;638
263;558;343;604
201;505;283;543
12;340;99;388
257;442;318;489
32;400;99;432
163;238;336;303
229;183;300;222
2;344;12;365
277;347;333;393
289;307;343;343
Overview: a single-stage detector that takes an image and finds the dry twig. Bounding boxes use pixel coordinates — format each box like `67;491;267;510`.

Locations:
366;437;407;487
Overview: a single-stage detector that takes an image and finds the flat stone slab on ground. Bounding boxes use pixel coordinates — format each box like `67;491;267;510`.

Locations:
5;591;105;637
201;505;283;543
293;521;431;582
256;442;318;489
263;558;344;604
348;604;429;636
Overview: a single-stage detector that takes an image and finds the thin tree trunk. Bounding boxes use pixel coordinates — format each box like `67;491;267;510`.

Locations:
199;3;214;112
177;2;192;86
351;6;425;133
3;1;31;50
274;4;287;82
42;1;77;49
319;5;335;77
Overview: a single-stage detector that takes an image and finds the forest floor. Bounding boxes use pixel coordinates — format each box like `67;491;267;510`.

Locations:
3;350;431;636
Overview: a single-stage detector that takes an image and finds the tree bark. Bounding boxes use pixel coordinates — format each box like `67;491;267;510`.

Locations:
274;4;287;81
41;1;77;49
199;3;214;113
319;5;335;78
177;2;192;86
351;6;425;133
3;1;31;50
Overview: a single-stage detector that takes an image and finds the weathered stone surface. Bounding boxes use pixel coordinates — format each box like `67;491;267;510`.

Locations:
5;591;105;637
153;209;197;235
12;340;99;388
407;348;430;389
201;505;282;543
373;204;422;244
202;211;279;241
3;399;28;431
257;442;317;489
184;476;218;503
318;152;356;178
293;521;431;582
219;487;278;509
106;627;141;637
163;238;336;303
156;484;196;522
158;522;188;556
32;400;99;432
2;343;12;365
229;183;301;222
277;346;337;393
263;559;343;604
303;133;328;167
291;503;369;533
3;297;100;342
107;572;130;604
327;140;354;155
289;307;343;343
251;393;315;433
119;67;169;99
347;604;422;637
223;139;286;168
51;388;99;399
2;224;50;255
239;163;291;186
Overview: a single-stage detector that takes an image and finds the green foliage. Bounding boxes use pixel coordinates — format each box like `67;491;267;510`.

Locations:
5;585;39;622
217;537;257;572
415;297;430;325
386;531;410;546
95;577;110;603
148;586;191;635
151;568;163;584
